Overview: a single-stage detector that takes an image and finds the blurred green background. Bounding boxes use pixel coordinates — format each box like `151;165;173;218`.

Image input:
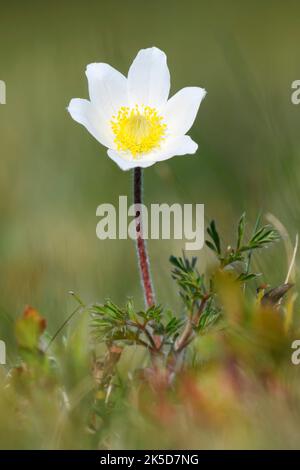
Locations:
0;0;299;360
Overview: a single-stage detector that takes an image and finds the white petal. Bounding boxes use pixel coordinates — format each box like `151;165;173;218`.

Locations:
164;87;206;135
68;98;113;148
86;63;128;118
107;149;156;171
128;47;170;108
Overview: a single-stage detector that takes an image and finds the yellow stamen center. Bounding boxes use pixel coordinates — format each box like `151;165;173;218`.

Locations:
111;105;167;157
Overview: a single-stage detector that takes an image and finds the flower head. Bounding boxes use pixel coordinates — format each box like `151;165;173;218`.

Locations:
68;47;206;170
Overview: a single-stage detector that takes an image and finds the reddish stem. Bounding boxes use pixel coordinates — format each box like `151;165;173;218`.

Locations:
133;167;155;308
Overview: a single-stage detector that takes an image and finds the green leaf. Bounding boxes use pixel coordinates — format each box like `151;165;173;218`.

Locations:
126;299;137;322
237;272;261;282
205;240;217;253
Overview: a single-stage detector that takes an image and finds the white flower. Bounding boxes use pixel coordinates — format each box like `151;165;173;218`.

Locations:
68;47;206;171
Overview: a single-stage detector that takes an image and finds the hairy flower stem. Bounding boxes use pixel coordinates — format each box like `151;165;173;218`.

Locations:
133;167;155;308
